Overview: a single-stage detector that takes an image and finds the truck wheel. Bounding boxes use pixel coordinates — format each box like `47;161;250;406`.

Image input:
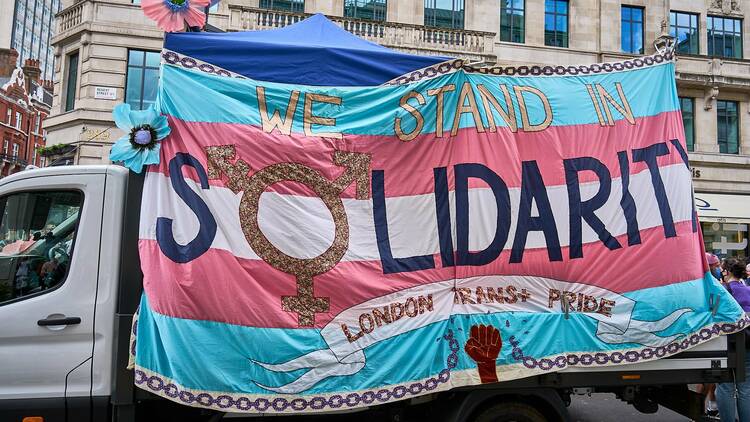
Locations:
473;402;548;422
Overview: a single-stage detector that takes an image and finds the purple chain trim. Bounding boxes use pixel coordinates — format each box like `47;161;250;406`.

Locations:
386;51;674;86
162;50;244;79
134;315;747;412
517;316;750;370
135;329;460;412
129;306;139;358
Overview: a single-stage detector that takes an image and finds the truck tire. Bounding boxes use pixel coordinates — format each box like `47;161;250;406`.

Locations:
473;402;548;422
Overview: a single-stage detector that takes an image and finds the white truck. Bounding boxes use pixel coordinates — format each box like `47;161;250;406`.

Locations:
0;165;745;422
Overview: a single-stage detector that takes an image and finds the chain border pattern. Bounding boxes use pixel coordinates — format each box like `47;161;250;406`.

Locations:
161;50;674;87
133;315;746;413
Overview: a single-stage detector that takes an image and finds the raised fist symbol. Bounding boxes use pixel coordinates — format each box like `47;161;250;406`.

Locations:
464;324;501;383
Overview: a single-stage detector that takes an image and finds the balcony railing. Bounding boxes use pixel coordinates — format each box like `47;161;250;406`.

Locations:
228;6;496;63
57;0;86;33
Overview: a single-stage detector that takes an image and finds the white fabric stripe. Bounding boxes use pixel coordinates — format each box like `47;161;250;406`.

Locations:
139;163;693;262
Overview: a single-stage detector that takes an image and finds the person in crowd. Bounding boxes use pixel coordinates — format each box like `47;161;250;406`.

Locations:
708;253;723;281
716;258;750;422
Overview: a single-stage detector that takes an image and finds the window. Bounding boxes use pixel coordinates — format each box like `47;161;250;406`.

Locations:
6;108;11;124
621;6;644;54
702;222;749;259
64;51;79;112
544;0;568;47
424;0;465;29
670;11;699;54
209;2;219;12
11;144;18;159
2;140;7;156
34;113;40;133
126;50;160;111
0;191;82;305
344;0;386;21
708;16;743;59
259;0;304;13
679;97;694;152
500;0;525;43
15;112;22;130
717;100;739;154
132;0;140;4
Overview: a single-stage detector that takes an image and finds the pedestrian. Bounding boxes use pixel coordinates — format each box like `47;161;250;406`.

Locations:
716;258;750;422
708;253;723;281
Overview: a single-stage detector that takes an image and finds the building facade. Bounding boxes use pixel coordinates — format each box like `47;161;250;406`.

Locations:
0;0;63;81
48;0;750;259
0;49;53;176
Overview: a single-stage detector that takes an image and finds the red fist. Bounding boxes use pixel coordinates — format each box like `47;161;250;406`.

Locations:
464;324;502;383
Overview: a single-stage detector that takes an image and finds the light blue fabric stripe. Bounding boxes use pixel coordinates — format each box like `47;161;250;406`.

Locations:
135;273;742;395
158;62;679;137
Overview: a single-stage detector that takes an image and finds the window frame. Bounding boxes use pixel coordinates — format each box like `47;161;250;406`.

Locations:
344;0;387;21
0;189;85;307
64;51;79;112
500;0;525;43
15;112;22;130
716;99;740;154
125;49;161;111
424;0;465;29
258;0;305;13
670;10;700;55
11;144;18;159
544;0;569;48
707;15;743;59
621;5;644;54
678;97;695;152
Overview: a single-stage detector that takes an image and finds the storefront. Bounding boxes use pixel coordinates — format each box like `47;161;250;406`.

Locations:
695;193;750;260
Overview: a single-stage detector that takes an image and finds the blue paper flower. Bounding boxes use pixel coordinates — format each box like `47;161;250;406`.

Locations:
110;103;171;173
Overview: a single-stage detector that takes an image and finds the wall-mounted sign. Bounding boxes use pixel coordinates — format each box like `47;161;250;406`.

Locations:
80;128;110;141
94;86;117;100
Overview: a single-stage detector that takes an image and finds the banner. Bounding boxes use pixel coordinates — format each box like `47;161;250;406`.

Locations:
131;50;747;413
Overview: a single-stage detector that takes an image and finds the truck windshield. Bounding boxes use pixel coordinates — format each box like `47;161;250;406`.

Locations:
0;191;82;304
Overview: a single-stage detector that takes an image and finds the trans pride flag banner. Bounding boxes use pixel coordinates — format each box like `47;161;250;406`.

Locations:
130;50;748;413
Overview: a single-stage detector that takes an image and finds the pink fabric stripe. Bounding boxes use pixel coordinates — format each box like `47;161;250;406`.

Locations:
142;220;702;328
150;111;686;198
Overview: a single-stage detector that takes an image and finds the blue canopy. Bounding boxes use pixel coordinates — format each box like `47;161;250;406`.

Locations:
164;14;450;86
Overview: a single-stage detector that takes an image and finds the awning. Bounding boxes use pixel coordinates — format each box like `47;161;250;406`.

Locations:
164;14;451;86
695;193;750;223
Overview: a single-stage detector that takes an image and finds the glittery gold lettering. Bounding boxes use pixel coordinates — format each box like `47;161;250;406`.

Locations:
595;82;635;125
394;91;426;142
451;82;486;137
514;85;553;132
257;86;300;135
303;93;343;139
426;84;456;138
477;84;517;133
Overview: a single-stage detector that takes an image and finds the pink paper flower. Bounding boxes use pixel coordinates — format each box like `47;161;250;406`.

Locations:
141;0;211;32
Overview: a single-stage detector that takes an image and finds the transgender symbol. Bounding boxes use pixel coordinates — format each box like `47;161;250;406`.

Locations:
204;144;371;327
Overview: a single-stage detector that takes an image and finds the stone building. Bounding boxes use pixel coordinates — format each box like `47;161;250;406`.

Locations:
48;0;750;258
0;49;53;176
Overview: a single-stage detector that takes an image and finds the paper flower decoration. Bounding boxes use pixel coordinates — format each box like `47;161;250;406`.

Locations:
110;104;171;173
141;0;211;32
